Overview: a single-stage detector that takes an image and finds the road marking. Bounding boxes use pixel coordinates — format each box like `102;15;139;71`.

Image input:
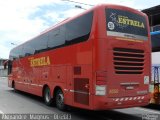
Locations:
134;107;160;114
0;110;4;114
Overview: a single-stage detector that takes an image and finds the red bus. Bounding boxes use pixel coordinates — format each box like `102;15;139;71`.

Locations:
8;4;151;110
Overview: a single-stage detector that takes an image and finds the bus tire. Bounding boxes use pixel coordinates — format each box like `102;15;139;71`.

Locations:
55;89;66;111
44;87;53;106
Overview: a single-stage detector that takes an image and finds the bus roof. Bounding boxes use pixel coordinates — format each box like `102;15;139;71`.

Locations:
10;4;145;52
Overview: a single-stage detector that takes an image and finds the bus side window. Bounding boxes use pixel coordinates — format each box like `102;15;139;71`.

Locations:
8;60;12;75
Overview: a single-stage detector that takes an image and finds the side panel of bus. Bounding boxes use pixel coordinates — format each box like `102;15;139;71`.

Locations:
9;10;95;110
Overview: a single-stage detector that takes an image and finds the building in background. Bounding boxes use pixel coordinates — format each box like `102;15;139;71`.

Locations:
143;6;160;104
142;5;160;31
0;58;8;77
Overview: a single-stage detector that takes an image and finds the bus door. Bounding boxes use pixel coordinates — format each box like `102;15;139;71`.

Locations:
72;65;92;108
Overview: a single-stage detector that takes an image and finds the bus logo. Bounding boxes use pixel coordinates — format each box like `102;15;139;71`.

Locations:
108;22;115;30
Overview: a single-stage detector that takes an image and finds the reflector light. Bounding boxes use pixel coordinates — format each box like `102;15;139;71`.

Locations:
137;97;141;99
125;98;129;101
115;98;119;101
120;98;124;101
133;97;137;100
113;96;145;102
129;97;133;100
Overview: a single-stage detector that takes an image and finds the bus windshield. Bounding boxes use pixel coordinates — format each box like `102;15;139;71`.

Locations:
106;8;148;41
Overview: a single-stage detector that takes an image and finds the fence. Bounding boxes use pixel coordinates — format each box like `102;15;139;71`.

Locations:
152;65;160;83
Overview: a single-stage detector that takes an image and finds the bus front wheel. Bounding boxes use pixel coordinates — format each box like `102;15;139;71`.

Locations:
55;89;66;110
44;87;53;106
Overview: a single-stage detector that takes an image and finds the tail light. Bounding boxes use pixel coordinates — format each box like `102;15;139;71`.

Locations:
95;71;107;96
96;71;107;85
95;85;106;96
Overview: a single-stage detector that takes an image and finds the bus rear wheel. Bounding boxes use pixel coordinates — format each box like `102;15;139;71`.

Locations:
55;89;66;111
44;87;53;106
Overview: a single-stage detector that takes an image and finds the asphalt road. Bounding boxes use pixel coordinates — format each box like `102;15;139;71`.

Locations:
0;77;159;120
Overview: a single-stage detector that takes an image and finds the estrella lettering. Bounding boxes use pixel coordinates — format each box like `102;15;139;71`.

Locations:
118;15;145;28
29;56;51;67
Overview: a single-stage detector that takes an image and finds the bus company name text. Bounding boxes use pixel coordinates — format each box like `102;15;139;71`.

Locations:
29;56;51;67
118;15;145;28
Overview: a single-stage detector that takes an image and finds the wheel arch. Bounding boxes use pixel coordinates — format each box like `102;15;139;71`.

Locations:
42;84;50;97
12;80;15;88
53;86;63;100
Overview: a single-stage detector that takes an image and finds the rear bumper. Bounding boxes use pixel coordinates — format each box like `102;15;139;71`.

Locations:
93;94;150;110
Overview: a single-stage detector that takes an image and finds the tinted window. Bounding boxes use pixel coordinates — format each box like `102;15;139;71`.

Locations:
10;11;93;59
48;26;65;49
23;42;35;56
9;49;16;60
18;45;24;58
9;45;23;60
23;33;48;56
66;12;93;45
106;8;148;40
34;34;48;54
8;60;12;75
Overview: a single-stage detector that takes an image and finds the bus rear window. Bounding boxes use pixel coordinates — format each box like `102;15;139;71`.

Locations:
106;8;148;40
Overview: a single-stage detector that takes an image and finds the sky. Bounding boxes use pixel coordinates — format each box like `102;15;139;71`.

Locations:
0;0;160;59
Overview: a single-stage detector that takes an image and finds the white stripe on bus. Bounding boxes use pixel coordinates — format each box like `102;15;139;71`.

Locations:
15;81;43;87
